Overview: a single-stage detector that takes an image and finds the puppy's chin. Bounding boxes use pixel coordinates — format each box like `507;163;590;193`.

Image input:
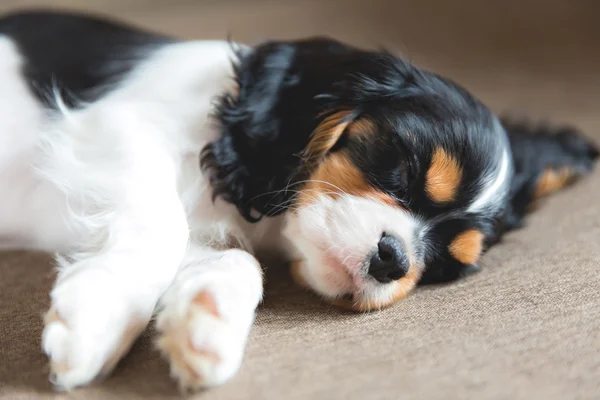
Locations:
290;260;421;312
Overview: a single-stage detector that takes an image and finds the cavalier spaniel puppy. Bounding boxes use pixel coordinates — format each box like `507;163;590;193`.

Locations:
0;10;596;391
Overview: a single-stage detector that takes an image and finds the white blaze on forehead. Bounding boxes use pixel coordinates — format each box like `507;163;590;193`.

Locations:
468;149;511;213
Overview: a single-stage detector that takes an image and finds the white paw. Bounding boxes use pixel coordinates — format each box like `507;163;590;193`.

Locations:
42;276;148;390
157;289;253;391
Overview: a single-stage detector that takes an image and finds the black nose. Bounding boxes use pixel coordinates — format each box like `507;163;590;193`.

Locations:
368;233;410;283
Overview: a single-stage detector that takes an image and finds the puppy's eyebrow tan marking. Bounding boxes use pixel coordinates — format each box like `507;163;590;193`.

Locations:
303;111;377;166
347;118;377;137
425;147;463;203
300;153;397;207
448;229;484;265
303;110;354;164
300;113;395;208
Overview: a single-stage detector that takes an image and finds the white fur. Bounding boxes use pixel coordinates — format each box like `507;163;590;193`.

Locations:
0;36;268;390
156;247;263;389
468;150;510;214
0;37;72;251
283;194;423;304
0;31;506;392
468;120;512;214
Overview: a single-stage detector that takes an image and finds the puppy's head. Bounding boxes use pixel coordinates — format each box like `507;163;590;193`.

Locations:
203;38;512;311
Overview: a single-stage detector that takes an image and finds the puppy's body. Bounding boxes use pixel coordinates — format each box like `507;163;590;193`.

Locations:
0;13;278;254
0;12;276;388
0;10;596;392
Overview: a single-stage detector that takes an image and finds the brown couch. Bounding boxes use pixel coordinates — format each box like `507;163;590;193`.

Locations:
1;1;599;399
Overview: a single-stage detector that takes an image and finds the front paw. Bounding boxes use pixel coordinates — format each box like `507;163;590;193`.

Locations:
157;289;252;391
42;277;148;390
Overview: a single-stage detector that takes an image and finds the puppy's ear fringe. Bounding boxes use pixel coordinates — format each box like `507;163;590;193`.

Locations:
201;40;304;223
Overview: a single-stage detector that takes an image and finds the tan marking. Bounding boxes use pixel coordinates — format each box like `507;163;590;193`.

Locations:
299;152;397;207
303;111;354;164
192;291;220;318
157;298;223;391
425;148;463;203
347;118;377;137
329;266;421;312
159;331;206;388
290;261;421;312
448;229;484;265
157;334;209;391
534;167;576;198
303;111;378;164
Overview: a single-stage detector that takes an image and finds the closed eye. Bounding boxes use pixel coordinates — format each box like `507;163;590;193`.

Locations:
369;142;413;199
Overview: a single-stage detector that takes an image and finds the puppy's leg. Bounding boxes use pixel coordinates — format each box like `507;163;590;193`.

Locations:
497;119;598;235
40;114;189;390
156;244;263;390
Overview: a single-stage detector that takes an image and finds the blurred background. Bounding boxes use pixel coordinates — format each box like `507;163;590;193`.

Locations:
1;1;599;399
1;0;599;126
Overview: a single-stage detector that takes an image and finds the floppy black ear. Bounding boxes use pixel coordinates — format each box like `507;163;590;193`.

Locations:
201;39;364;221
490;119;598;242
202;38;419;222
200;42;307;222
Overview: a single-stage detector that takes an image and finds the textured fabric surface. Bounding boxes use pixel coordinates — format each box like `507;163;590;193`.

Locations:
1;1;599;399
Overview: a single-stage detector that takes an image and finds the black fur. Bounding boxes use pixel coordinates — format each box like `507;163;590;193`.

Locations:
415;121;598;285
0;10;170;108
202;38;598;284
3;10;594;285
202;39;503;221
492;120;598;241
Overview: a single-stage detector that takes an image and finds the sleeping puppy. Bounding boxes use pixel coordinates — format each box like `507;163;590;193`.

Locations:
0;10;597;391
